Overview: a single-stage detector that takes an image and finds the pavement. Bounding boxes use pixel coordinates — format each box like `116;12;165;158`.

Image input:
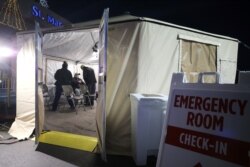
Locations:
0;126;157;167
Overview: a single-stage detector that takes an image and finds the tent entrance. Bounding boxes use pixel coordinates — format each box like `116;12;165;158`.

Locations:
35;20;107;153
40;26;100;152
38;8;109;156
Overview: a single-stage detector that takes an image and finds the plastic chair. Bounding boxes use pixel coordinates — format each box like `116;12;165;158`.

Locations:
42;84;51;109
79;84;93;109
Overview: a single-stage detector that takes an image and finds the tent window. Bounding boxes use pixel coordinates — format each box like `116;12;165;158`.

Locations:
180;39;217;82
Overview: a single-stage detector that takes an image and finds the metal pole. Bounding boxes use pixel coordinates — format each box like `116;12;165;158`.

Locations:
7;78;10;108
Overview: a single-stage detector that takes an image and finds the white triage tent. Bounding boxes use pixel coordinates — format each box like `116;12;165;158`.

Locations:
8;14;239;157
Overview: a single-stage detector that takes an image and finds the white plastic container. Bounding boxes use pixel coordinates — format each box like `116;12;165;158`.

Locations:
130;93;168;166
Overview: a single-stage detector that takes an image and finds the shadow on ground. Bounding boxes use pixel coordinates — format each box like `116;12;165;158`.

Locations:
36;142;157;167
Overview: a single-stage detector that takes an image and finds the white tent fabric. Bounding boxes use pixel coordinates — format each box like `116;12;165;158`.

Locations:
44;58;99;85
105;20;238;155
43;29;99;65
10;15;239;156
8;37;36;139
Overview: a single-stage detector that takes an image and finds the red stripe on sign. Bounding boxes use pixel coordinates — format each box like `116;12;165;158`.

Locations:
165;126;250;166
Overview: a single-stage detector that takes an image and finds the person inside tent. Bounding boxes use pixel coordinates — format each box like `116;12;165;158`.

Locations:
80;65;97;106
71;73;85;96
52;61;75;111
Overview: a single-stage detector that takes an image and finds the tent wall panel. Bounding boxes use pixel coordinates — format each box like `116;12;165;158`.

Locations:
105;20;238;155
106;22;141;155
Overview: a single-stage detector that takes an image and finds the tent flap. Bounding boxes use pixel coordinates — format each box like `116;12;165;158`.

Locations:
9;36;36;139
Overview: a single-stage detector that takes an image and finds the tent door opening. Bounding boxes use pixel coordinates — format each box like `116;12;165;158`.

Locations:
35;9;109;161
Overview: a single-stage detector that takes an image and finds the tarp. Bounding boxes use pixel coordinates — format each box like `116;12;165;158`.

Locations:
10;15;239;156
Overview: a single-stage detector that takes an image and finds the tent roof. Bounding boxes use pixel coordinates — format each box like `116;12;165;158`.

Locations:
72;14;238;42
42;28;99;65
17;14;239;65
17;14;238;42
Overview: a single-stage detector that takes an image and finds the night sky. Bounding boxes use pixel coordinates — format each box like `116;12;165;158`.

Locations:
48;0;250;70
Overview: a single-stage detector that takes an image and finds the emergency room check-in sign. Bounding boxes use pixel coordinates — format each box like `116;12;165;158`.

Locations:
157;74;250;167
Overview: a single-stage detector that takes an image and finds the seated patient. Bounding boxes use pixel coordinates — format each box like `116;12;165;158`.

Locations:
71;73;85;96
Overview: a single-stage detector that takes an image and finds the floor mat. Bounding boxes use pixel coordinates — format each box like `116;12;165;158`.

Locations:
39;131;98;152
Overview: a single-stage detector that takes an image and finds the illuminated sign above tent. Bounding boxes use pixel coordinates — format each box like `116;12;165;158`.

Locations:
32;5;63;27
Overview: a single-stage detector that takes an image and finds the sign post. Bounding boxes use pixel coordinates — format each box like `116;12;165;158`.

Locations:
157;72;250;167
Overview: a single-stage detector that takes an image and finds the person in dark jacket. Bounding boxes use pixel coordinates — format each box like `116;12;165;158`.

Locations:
80;65;97;106
52;61;75;111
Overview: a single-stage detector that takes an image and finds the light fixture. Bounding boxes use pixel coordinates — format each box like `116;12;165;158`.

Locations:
39;0;49;8
90;32;98;52
0;46;15;57
92;42;98;52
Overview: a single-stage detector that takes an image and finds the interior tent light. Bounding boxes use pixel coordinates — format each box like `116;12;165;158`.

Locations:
0;46;15;57
92;50;99;58
90;51;99;62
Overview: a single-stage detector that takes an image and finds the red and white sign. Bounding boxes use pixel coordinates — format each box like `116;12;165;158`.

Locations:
157;73;250;167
